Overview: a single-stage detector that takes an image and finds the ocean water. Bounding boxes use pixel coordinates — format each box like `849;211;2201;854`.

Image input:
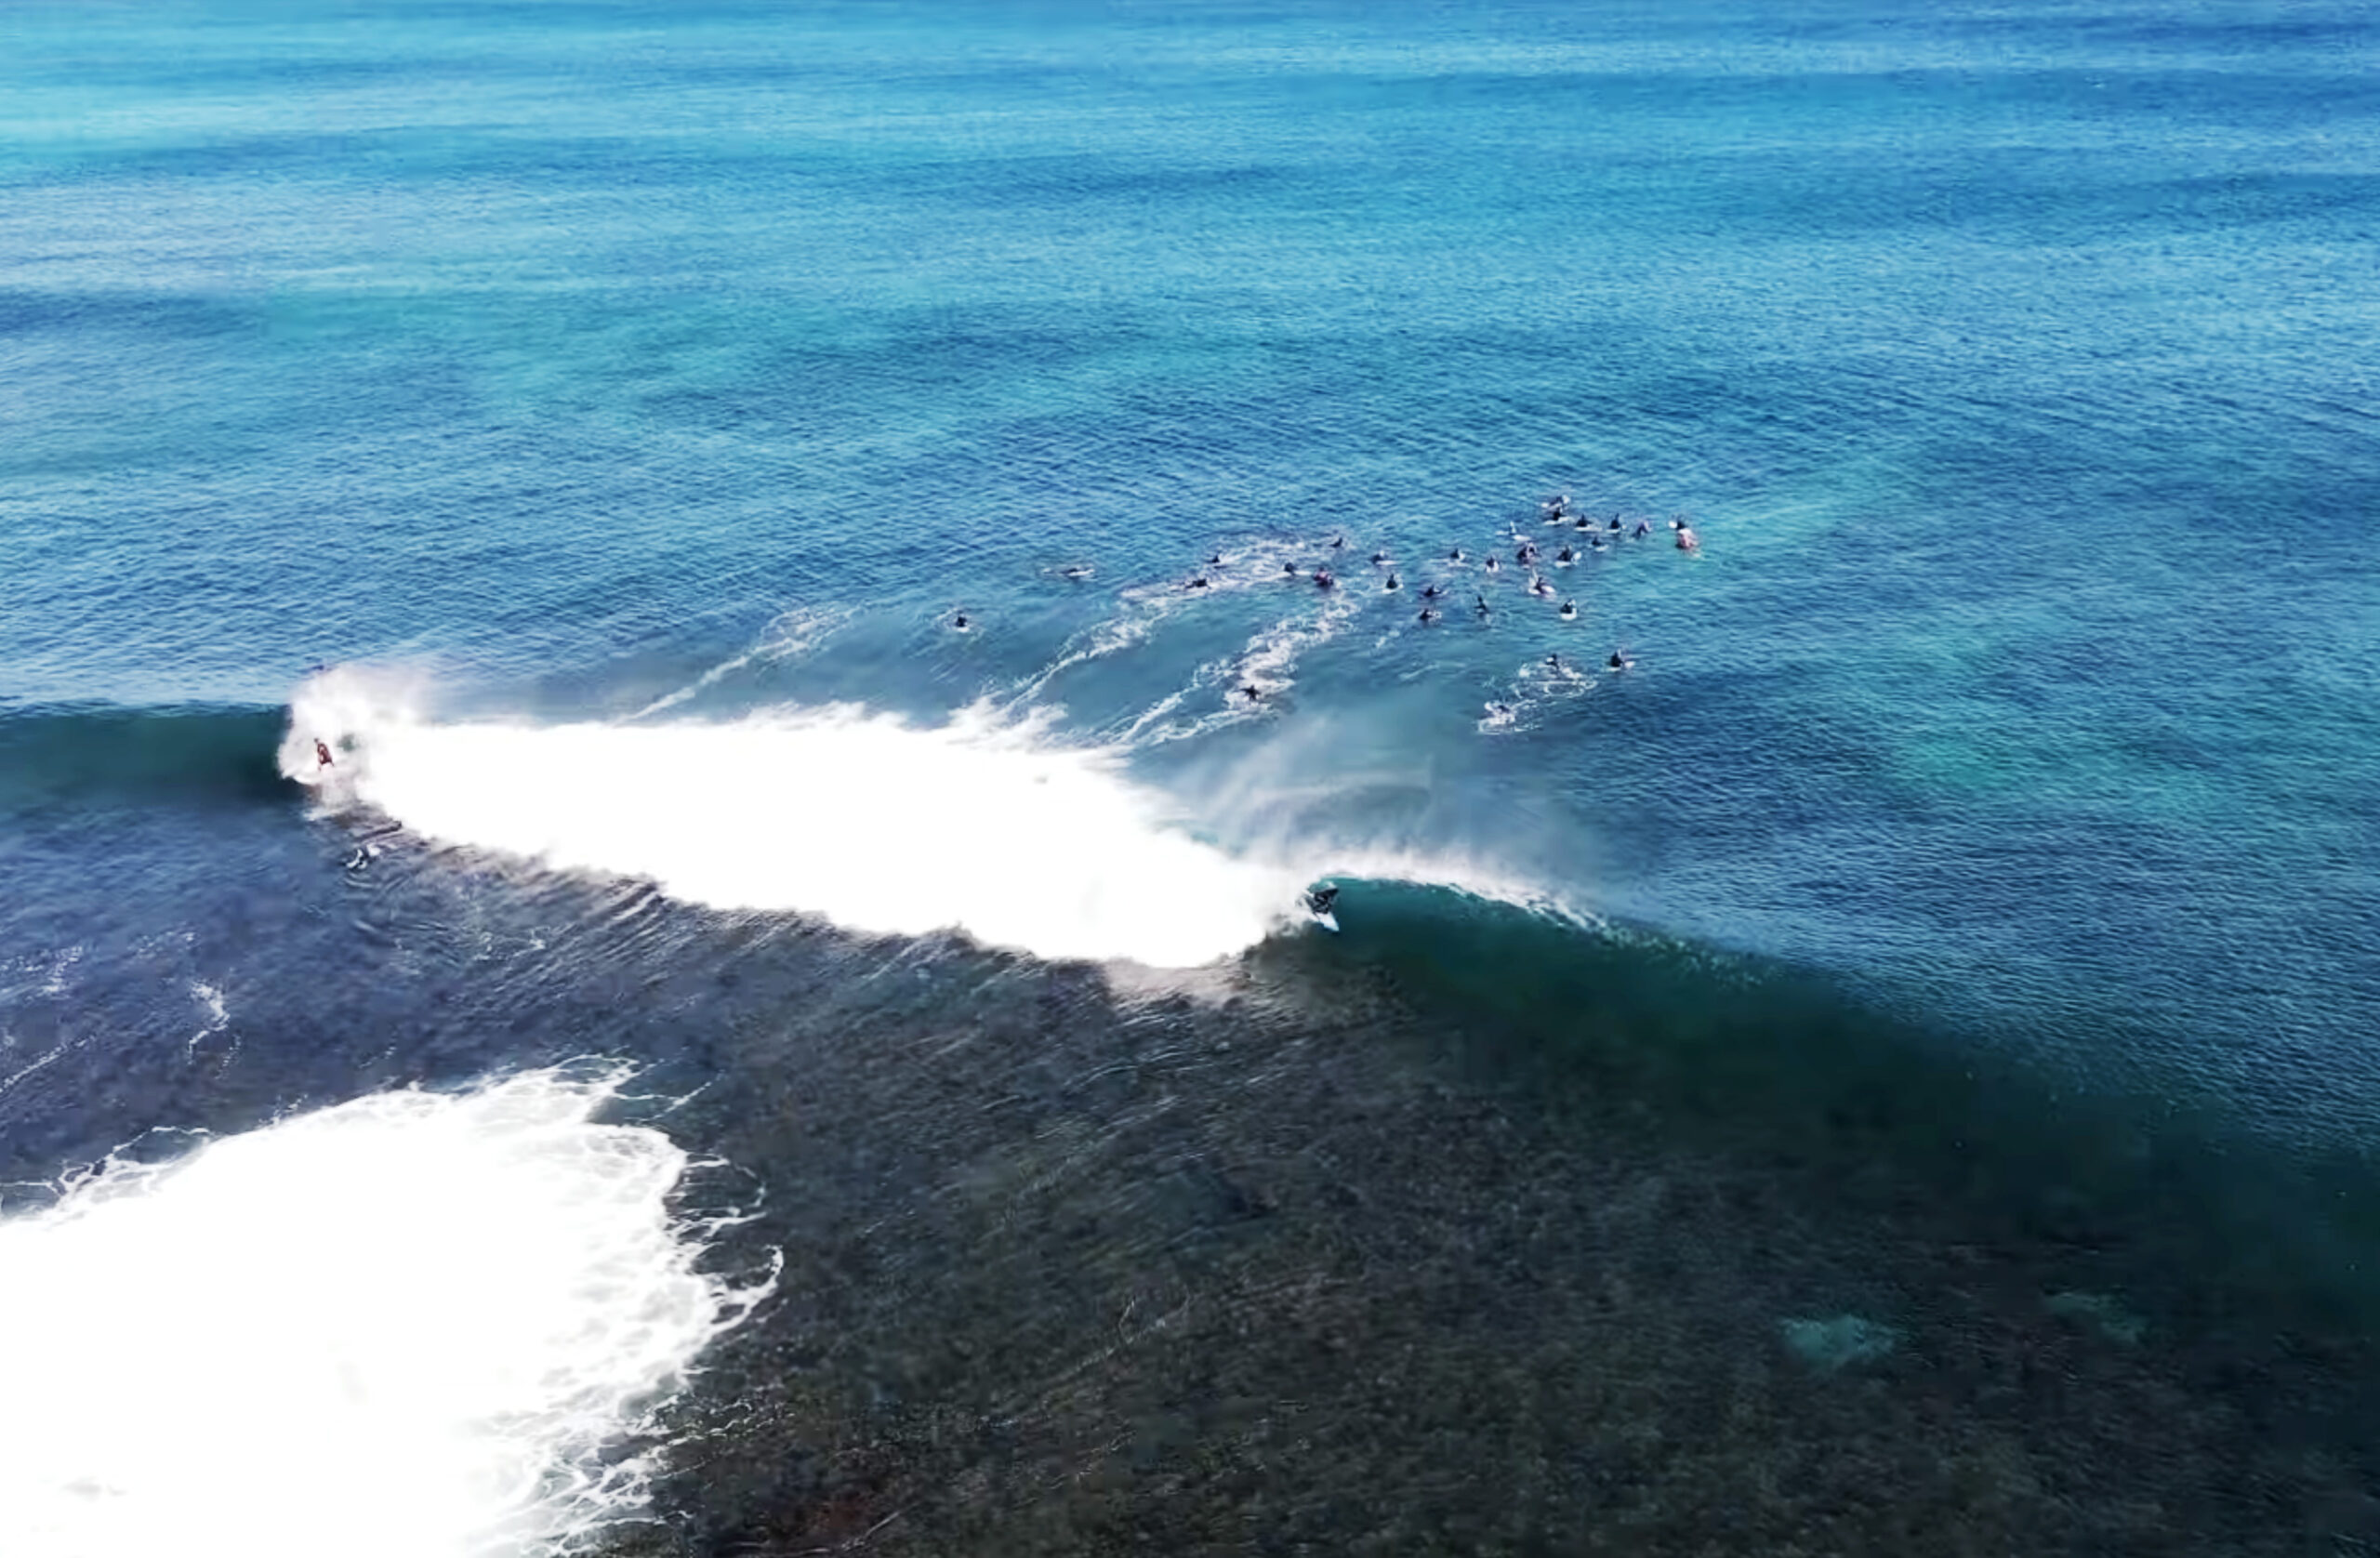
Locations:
3;1;2377;1551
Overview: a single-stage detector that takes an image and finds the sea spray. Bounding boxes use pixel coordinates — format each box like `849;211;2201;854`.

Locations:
283;670;1311;967
0;1069;766;1558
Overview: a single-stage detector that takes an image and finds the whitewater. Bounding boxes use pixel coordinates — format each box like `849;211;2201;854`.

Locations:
281;669;1321;968
0;1069;766;1558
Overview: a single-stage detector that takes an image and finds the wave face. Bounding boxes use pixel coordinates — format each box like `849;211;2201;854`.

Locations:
0;1070;760;1558
283;670;1309;968
0;705;288;812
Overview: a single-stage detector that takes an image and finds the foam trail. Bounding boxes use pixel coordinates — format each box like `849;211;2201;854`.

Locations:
0;1035;79;1099
0;1068;764;1558
1006;613;1156;705
629;605;853;720
284;671;1309;968
1119;589;1364;748
185;979;230;1055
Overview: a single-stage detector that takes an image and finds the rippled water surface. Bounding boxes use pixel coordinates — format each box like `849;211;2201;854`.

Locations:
3;2;2377;1552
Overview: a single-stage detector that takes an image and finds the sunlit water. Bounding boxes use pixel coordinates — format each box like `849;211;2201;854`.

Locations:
3;1;2377;1551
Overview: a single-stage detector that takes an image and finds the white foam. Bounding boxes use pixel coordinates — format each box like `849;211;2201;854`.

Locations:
629;605;853;720
1007;613;1157;705
185;979;230;1056
1118;590;1364;749
283;670;1308;968
0;1035;78;1100
0;1068;762;1558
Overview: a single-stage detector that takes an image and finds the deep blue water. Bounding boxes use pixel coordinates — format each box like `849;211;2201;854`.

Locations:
4;2;2378;1551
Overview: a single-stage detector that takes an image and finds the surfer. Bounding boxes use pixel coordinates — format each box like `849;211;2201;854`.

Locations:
1329;535;1346;550
1420;583;1443;600
1555;545;1574;564
1371;549;1391;565
1474;592;1490;614
1419;605;1440;624
1209;551;1224;566
1306;885;1340;917
1384;573;1401;591
1483;556;1501;574
1607;516;1622;533
313;739;334;768
1283;561;1299;574
1633;519;1650;539
1529;574;1554;598
1448;547;1464;562
1314;569;1335;589
1558;600;1577;621
1185;575;1210;590
1240;683;1263;703
1675;522;1699;552
1061;563;1094;580
953;612;970;629
1608;648;1634;670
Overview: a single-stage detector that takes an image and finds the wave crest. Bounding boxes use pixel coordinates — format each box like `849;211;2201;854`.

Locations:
283;670;1309;968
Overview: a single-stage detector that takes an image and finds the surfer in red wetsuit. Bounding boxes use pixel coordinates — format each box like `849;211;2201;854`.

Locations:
314;739;334;768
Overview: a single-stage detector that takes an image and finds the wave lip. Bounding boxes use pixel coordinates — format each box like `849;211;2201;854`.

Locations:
0;1068;763;1558
284;671;1309;969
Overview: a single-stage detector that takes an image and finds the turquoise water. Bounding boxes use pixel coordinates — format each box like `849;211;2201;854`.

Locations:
3;3;2378;1551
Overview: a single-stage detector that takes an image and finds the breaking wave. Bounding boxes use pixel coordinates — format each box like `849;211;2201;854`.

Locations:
0;1067;767;1558
282;669;1314;968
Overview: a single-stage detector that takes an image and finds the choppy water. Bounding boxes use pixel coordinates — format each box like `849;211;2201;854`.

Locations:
4;2;2378;1552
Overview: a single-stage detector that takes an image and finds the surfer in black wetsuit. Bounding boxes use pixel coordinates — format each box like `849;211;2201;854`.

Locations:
1306;885;1340;917
1240;683;1263;704
953;612;970;629
313;739;334;768
1633;519;1650;539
